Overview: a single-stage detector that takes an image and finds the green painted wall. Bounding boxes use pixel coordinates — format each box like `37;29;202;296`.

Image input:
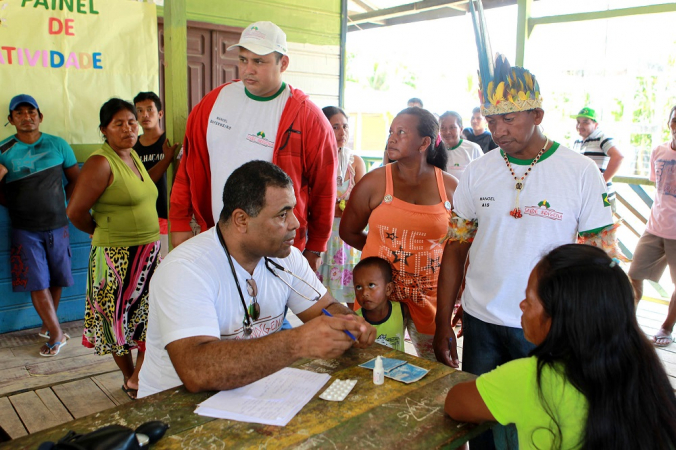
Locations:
158;0;342;46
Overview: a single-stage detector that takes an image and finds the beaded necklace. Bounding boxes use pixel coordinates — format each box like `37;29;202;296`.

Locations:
503;138;548;219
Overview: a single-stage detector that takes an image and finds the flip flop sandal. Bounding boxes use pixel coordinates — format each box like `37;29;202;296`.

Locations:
38;331;50;339
653;330;673;348
122;383;138;400
39;334;70;357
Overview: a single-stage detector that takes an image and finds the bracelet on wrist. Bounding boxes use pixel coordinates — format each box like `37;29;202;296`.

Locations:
306;250;321;257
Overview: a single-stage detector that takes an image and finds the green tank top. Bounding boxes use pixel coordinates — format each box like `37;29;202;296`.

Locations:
90;143;159;247
357;301;405;352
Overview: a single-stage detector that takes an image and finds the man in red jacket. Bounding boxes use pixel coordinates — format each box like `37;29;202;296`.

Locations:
169;21;337;271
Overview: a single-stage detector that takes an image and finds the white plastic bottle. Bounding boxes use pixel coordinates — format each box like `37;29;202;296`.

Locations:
373;355;384;385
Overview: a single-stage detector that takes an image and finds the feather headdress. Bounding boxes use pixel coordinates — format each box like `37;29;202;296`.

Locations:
469;0;543;116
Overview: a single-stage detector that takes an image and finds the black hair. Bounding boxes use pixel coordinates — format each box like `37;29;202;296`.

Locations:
669;105;676;123
133;91;162;112
439;111;463;130
219;160;292;223
472;106;482;115
354;257;392;283
396;107;448;171
322;106;348;122
273;51;283;63
99;98;137;130
531;244;676;450
407;97;423;107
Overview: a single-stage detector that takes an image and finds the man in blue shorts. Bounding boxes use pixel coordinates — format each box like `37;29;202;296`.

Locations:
0;94;80;356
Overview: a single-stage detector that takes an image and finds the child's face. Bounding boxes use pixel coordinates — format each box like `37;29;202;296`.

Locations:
353;266;393;310
519;267;551;346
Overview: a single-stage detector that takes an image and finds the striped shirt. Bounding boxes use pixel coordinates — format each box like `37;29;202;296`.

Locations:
573;128;615;196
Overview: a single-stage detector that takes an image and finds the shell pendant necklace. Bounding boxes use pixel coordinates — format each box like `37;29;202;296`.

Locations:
503;138;548;219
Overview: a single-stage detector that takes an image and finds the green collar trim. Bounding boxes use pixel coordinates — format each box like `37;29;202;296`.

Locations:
500;141;559;165
245;82;287;101
449;139;463;150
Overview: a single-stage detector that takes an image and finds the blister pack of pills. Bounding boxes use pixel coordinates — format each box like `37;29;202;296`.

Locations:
319;379;358;402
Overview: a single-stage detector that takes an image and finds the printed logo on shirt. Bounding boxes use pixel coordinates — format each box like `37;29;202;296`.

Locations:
209;116;231;130
654;159;676;198
523;199;563;221
602;193;611;207
375;334;400;349
246;130;275;148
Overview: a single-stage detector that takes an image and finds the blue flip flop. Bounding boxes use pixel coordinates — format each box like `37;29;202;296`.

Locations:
40;334;70;357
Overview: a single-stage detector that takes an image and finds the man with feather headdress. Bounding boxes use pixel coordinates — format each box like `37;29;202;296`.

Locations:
434;2;621;448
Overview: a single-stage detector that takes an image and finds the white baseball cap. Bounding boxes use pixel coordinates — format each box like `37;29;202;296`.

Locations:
227;21;288;56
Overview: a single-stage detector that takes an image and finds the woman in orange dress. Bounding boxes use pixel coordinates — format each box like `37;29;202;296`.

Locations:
340;107;457;361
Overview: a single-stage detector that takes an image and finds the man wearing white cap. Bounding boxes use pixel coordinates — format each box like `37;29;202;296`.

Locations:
170;21;337;273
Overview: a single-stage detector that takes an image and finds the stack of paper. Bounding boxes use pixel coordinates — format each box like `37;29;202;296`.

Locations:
194;367;330;426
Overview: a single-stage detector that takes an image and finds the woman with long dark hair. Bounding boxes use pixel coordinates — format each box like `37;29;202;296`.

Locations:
340;107;456;360
445;244;676;449
315;106;365;309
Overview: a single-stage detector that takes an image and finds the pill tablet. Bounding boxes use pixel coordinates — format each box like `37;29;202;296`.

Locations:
319;379;358;402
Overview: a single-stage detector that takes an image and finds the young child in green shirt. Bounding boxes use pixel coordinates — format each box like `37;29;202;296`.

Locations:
354;257;408;352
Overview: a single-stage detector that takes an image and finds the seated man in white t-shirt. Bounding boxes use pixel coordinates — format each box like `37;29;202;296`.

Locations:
138;161;376;397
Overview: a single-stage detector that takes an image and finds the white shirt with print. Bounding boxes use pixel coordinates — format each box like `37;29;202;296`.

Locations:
206;81;290;222
445;139;483;181
138;227;325;397
453;143;612;328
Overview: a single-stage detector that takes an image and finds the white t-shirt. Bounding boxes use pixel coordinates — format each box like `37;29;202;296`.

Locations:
138;227;326;397
206;81;291;222
445;139;483;180
647;142;676;240
454;143;612;328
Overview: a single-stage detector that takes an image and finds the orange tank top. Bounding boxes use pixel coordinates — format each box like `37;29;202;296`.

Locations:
359;164;451;335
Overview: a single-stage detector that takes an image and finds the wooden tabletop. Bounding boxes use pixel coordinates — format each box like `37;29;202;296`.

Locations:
9;344;491;449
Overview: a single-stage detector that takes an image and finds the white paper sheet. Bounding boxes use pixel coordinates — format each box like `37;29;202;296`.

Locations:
194;367;331;426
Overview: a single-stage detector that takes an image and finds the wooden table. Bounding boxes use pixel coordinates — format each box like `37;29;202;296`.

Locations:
8;345;491;449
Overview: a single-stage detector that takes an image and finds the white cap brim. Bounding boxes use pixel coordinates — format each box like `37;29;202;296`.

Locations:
226;42;283;56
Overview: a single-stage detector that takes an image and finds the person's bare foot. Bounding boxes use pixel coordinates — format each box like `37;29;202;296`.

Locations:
122;378;138;400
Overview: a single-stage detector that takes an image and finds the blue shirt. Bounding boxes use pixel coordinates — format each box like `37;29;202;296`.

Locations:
0;133;77;231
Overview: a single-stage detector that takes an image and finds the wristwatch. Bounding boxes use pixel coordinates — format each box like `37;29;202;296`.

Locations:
306;250;321;257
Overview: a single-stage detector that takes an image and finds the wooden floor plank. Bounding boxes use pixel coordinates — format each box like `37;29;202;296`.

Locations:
35;388;73;423
0;322;83;350
1;342;94;371
27;353;114;376
0;358;118;397
92;371;133;406
52;379;116;419
0;396;27;439
9;391;69;434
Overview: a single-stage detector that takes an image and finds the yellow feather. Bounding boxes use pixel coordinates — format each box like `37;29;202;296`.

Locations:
524;72;534;91
494;82;505;103
518;91;527;101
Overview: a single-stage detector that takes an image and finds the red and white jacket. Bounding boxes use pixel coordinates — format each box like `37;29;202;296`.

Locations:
169;81;337;252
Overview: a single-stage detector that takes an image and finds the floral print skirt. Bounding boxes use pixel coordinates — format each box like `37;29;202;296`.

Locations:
316;218;361;304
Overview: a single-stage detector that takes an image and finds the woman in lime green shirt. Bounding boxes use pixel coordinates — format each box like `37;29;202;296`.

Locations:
445;244;676;449
67;98;174;400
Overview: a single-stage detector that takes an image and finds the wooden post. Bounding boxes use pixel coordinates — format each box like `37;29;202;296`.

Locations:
515;0;532;67
164;0;188;243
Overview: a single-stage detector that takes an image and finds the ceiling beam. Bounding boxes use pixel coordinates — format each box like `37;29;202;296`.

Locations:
348;0;516;32
348;0;468;25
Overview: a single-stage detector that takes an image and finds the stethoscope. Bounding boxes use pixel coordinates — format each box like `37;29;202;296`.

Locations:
216;226;321;337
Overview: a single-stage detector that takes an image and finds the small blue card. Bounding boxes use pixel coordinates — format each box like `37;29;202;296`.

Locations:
385;363;429;384
359;357;407;372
